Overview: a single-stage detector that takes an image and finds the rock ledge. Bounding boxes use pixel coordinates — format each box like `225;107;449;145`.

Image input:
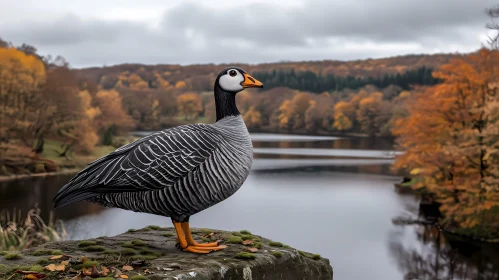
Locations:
0;226;333;280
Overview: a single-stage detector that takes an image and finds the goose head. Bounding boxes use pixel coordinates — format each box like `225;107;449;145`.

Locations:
213;67;263;121
216;67;263;93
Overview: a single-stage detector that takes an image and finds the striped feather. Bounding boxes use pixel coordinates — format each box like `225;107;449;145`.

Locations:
53;115;253;221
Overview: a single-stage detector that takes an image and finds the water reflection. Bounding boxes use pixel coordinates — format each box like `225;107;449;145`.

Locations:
0;174;103;222
389;225;499;280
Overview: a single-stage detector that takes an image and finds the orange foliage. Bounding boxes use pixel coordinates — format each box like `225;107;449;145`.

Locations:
393;49;499;228
176;92;202;120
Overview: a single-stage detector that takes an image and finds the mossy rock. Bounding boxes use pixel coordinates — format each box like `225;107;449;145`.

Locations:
78;240;98;247
0;227;333;280
3;253;23;260
235;252;256;260
226;235;243;244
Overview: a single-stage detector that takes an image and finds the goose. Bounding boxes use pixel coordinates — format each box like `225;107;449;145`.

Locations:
53;67;263;254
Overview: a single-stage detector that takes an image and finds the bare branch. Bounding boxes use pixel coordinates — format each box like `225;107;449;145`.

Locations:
485;5;499;49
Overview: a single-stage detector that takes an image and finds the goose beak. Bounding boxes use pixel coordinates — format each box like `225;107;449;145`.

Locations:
241;73;264;88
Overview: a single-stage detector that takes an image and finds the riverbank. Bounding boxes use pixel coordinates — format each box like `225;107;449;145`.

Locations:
0;169;80;182
393;179;499;243
0;226;333;280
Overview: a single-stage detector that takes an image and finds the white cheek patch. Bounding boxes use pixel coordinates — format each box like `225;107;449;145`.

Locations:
219;73;244;92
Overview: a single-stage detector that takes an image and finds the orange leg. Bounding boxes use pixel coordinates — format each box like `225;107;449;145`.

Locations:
181;222;227;252
172;221;212;254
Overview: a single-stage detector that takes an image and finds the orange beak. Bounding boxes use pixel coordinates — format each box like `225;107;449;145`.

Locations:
241;73;264;88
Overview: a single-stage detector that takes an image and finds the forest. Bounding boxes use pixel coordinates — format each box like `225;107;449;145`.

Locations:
1;34;498;237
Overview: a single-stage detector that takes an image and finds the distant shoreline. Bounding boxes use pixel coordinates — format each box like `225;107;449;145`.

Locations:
1;131;395;183
0;168;79;183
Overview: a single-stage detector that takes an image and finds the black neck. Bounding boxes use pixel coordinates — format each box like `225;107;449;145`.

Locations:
215;84;240;121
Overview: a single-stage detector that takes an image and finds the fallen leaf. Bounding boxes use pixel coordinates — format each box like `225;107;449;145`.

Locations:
61;260;69;266
218;245;228;249
100;266;110;276
144;269;154;274
82;267;91;276
55;264;65;272
122;265;133;271
16;271;47;279
44;264;56;272
242;240;254;245
49;255;63;260
247;247;258;253
81;256;88;263
23;274;41;280
120;274;129;279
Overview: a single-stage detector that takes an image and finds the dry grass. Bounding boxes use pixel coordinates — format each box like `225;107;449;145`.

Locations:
0;206;67;251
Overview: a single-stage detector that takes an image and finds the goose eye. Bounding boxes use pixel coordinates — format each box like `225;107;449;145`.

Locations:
229;70;237;77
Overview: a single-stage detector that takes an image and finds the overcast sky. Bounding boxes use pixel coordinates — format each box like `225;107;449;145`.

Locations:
1;0;497;68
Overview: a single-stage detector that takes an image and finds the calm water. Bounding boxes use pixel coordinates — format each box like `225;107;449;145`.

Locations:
1;134;498;280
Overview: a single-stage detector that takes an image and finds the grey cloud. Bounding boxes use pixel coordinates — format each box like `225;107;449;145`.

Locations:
1;0;495;68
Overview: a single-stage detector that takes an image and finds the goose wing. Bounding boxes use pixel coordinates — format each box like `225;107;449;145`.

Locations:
53;124;221;208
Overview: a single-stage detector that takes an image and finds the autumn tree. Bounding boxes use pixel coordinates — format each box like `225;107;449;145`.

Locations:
176;93;203;120
486;5;499;49
94;90;135;133
393;49;499;231
333;101;353;131
243;106;262;129
356;92;384;136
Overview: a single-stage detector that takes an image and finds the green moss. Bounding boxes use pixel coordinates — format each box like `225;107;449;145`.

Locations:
131;239;147;246
311;254;321;260
240;230;252;235
0;251;7;256
130;276;148;280
73;261;100;270
129;255;158;260
83;245;106;252
226;236;243;244
298;250;307;257
36;259;49;265
283;245;291;249
78;240;97;247
200;228;213;234
127;228;137;233
241;234;254;240
103;249;120;255
33;249;52;256
269;241;284;247
254;242;263;249
121;248;138;256
4;253;23;260
147;225;161;230
271;251;283;258
231;231;242;236
235;252;256;260
122;241;135;248
162;233;174;237
29;265;44;272
139;248;160;257
51;250;63;255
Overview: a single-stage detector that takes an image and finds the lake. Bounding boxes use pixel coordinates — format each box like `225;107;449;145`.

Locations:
1;133;498;280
